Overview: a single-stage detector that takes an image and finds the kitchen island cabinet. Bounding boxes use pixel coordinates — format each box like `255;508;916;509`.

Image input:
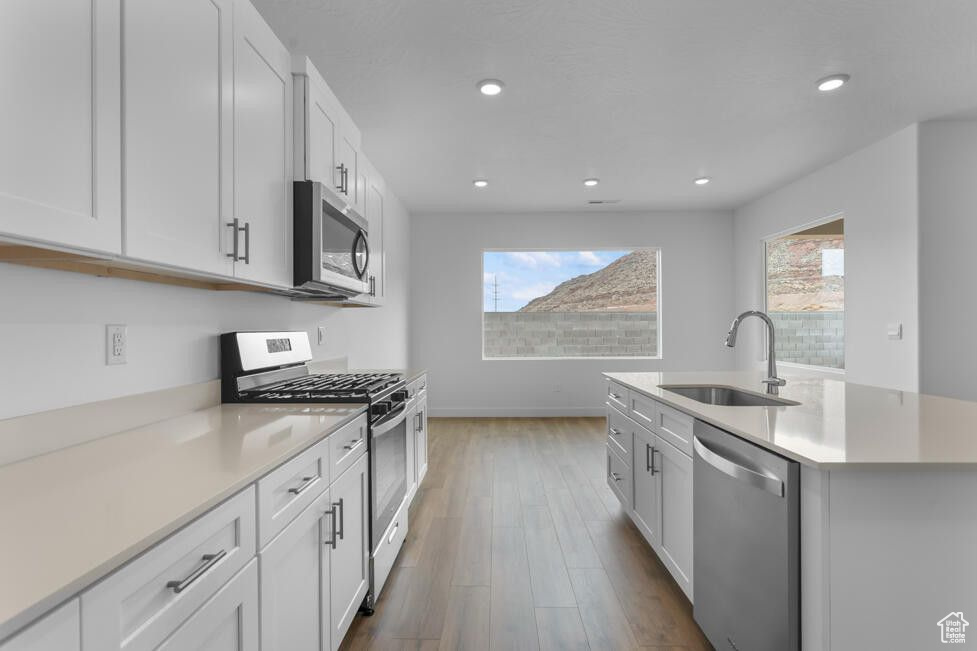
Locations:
604;370;977;651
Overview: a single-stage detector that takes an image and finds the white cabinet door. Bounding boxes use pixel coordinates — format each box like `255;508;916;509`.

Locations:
158;560;259;651
362;157;385;304
415;396;428;483
405;402;417;502
329;453;369;651
656;435;693;599
231;0;291;287
260;487;332;651
0;600;79;651
123;0;234;275
632;423;662;549
298;62;342;194
0;0;121;253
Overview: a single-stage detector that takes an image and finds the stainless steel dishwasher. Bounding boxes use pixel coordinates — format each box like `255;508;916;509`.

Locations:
692;420;800;651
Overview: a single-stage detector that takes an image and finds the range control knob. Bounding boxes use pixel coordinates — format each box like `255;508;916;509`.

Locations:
370;401;391;418
391;390;408;402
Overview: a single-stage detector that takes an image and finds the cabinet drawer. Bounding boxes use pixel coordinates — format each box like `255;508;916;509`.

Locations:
407;374;427;401
372;497;408;599
81;487;256;651
606;380;629;413
629;392;658;429
257;434;330;549
606;407;632;462
655;402;694;456
606;444;632;510
328;414;368;487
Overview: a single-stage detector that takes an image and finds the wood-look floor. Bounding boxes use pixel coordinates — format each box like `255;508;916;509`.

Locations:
340;417;713;651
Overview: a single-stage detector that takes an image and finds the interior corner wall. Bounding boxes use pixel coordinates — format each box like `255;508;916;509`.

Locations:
918;120;977;401
409;210;735;417
731;124;920;392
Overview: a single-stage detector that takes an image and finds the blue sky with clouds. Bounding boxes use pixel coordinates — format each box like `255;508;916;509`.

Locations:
483;250;629;311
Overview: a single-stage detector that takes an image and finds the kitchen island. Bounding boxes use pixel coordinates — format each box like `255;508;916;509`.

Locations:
604;370;977;651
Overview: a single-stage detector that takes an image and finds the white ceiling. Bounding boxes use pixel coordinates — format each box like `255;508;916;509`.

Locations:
253;0;977;213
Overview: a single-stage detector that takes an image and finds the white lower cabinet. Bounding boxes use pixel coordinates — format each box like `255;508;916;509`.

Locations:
158;560;258;651
328;453;369;651
656;435;693;599
414;396;428;483
260;487;333;651
405;400;417;501
0;599;79;651
631;423;662;549
607;396;695;602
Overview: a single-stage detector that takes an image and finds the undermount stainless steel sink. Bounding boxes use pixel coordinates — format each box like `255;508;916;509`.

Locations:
659;384;800;407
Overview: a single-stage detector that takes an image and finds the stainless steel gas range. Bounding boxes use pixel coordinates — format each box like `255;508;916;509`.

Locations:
220;330;408;611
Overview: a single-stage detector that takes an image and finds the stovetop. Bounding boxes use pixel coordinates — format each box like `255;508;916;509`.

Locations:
242;372;404;403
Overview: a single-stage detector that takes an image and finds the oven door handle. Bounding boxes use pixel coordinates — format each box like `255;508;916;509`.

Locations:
372;404;407;437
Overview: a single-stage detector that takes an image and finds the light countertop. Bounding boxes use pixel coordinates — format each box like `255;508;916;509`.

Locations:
604;370;977;468
0;402;365;641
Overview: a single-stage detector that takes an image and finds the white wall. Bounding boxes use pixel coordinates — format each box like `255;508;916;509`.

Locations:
0;195;411;420
918;121;977;401
410;210;735;416
731;125;920;392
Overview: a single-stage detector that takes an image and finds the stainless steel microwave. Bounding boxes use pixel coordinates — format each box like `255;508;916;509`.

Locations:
293;181;370;297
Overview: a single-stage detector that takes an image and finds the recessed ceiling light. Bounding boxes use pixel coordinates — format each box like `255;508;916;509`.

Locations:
816;74;850;92
583;178;600;187
477;79;504;96
694;177;711;186
473;179;488;188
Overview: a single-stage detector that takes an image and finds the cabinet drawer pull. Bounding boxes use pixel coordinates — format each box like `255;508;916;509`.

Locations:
165;549;226;593
609;427;621;436
324;504;338;549
609;392;621;400
288;475;317;495
343;438;362;451
610;471;622;482
335;498;345;540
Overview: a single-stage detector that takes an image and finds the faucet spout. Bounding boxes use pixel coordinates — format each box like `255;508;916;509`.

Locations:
724;310;786;395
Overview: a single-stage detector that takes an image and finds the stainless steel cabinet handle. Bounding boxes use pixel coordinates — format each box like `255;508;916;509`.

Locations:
693;436;784;497
336;164;345;191
609;427;621;437
335;498;345;540
387;521;399;544
241;221;250;264
369;275;376;296
343;438;361;451
288;475;316;495
610;471;622;482
609;392;621;400
166;549;226;593
646;443;653;472
323;504;338;549
417;410;424;432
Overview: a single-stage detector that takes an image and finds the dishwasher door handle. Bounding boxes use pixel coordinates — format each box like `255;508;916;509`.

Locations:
693;436;784;497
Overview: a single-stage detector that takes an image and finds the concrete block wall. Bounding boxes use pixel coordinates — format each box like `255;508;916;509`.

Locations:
483;312;657;358
770;311;844;368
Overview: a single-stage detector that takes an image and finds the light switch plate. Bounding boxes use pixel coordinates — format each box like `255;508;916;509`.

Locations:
317;326;326;346
887;323;903;340
106;324;127;365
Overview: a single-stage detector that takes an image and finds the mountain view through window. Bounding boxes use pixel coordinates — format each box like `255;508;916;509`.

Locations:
483;249;659;358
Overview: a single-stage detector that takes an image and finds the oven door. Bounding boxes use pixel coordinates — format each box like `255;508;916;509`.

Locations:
370;404;408;553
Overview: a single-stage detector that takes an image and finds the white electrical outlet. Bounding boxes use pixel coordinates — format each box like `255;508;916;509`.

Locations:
106;324;127;365
317;326;326;346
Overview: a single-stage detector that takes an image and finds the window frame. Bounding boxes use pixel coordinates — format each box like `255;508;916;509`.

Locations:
761;212;846;375
480;247;663;361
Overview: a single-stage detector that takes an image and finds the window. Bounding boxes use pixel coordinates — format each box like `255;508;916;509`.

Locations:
764;218;844;369
482;249;660;359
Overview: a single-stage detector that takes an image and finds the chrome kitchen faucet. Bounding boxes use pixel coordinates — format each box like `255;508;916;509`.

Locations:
725;310;787;395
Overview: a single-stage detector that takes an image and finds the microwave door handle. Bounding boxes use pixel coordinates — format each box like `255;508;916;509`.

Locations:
352;229;369;279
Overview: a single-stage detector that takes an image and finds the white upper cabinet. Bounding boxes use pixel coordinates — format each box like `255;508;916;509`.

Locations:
293;57;363;211
0;0;121;254
361;155;385;304
122;0;235;276
232;0;292;287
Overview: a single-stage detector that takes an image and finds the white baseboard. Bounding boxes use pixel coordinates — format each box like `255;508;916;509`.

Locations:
428;407;605;418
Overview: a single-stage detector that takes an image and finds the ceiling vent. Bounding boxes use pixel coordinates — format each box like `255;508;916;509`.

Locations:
587;199;621;205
